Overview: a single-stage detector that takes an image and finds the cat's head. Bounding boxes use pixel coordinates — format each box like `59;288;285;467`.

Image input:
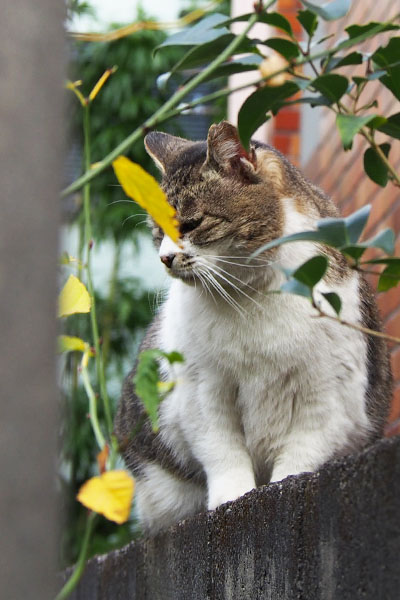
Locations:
144;121;288;287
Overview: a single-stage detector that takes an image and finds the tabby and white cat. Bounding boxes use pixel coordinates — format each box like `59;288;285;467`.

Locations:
115;121;391;534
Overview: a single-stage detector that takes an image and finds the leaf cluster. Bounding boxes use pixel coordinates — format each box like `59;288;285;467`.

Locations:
152;1;399;188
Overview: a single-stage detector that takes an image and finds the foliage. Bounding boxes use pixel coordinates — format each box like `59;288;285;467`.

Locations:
68;23;183;242
134;349;184;431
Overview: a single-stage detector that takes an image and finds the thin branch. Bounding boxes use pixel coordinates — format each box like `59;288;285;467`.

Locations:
313;300;400;345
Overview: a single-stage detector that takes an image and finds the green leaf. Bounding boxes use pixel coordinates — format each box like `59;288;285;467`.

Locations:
336;113;377;150
371;38;400;100
378;262;400;292
222;12;293;36
238;82;299;148
286;95;331;107
297;9;318;37
312;73;348;103
372;37;400;67
155;13;229;52
337;22;398;52
163;350;184;364
363;257;400;266
292;255;328;287
346;22;399;40
363;228;395;255
317;217;347;246
281;278;312;298
322;292;342;315
260;12;293;36
301;0;350;21
325;51;363;71
344;204;371;244
341;228;395;262
363;143;391;187
170;34;257;73
250;205;393;264
189;54;262;84
376;112;400;139
133;349;184;432
262;38;300;61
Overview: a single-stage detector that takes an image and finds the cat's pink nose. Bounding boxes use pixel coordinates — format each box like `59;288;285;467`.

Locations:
160;253;176;269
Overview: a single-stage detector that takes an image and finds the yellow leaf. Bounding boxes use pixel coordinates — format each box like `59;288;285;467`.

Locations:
88;66;117;102
77;470;135;524
58;335;87;353
112;156;181;244
157;380;176;395
58;274;91;318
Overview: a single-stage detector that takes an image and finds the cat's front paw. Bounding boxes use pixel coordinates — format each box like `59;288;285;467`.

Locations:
207;470;256;510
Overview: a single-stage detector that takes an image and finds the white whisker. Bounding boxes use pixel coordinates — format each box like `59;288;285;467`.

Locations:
198;267;247;318
198;261;264;311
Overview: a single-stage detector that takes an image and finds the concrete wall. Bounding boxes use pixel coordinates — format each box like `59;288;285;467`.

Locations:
67;436;400;599
0;1;64;597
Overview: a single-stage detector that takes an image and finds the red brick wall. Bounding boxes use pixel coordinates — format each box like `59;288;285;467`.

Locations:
300;0;400;435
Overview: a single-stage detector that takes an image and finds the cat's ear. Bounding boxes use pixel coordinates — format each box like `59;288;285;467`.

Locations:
144;131;191;173
202;121;257;180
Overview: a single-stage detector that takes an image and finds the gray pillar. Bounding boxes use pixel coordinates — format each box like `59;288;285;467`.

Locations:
0;1;64;597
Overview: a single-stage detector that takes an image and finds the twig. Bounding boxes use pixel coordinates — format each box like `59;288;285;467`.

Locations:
313;299;400;345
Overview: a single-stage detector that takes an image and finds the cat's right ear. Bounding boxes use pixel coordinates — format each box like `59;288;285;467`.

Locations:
144;132;191;173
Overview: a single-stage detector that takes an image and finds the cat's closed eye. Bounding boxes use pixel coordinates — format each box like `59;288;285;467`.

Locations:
179;218;203;235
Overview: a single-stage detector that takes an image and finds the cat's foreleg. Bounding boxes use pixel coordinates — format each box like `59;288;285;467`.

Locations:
269;417;359;483
184;375;256;510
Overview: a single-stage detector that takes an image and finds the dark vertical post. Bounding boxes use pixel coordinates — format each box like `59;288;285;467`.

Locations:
0;1;64;597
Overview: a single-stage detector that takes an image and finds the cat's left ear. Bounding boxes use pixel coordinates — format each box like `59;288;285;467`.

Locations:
202;121;257;181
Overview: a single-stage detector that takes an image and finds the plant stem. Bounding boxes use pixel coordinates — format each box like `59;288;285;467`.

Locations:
101;243;121;368
81;366;106;449
82;104;113;435
55;512;97;600
313;301;400;345
61;8;267;197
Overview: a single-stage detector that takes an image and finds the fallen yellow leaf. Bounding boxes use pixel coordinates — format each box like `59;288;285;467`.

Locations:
77;470;135;524
112;156;181;244
58;274;91;318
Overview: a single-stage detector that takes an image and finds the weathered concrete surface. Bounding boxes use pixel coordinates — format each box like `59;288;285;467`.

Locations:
69;436;400;599
0;0;63;598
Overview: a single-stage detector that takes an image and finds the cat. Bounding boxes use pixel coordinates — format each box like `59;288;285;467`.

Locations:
115;121;392;535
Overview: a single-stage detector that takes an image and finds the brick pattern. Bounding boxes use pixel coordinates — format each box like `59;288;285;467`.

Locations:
269;0;302;164
301;0;400;435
